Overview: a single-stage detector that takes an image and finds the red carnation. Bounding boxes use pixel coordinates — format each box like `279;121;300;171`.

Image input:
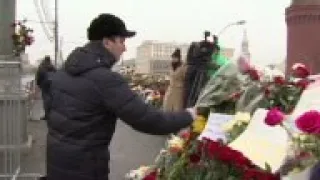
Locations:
189;154;201;164
273;76;285;85
295;79;310;89
295;110;320;134
143;171;157;180
291;63;310;79
248;68;260;81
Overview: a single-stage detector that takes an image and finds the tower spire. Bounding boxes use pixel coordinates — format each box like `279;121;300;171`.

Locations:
241;28;250;61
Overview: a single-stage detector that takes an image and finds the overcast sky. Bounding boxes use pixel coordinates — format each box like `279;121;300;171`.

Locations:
17;0;291;65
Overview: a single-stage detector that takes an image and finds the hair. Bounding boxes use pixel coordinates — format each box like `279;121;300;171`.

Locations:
171;48;181;59
186;42;197;64
171;48;182;71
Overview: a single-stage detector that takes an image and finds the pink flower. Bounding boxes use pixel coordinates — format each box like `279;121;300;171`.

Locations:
292;63;310;79
238;56;251;73
295;110;320;134
265;108;285;126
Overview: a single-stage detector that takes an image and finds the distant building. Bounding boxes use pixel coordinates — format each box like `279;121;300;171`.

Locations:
136;40;234;75
135;40;189;75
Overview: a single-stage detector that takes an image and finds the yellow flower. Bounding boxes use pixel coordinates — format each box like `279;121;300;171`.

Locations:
192;115;207;133
234;112;251;123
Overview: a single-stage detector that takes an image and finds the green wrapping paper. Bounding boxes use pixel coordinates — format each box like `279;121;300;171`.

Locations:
208;53;230;78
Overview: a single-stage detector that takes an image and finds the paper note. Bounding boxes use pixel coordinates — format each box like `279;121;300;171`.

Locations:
198;113;234;143
229;109;289;172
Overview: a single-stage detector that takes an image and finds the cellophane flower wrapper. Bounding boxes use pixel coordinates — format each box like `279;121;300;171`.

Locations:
195;62;264;115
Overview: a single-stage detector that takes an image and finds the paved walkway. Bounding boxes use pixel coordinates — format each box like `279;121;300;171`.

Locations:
20;100;166;179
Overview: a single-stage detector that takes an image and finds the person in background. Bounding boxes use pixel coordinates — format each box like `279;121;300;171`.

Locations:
35;55;56;120
46;13;197;180
163;48;187;112
183;38;214;108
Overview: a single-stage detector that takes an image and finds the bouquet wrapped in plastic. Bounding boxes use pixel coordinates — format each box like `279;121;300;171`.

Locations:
196;60;263;115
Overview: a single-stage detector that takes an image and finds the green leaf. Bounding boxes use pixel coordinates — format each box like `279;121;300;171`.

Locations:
265;162;272;173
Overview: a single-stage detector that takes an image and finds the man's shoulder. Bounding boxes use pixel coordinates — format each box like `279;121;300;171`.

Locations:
86;67;126;86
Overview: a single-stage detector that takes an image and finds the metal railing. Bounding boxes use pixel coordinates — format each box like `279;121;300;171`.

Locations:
0;60;42;180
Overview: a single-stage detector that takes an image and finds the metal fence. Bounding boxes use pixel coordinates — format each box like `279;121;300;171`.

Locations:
0;60;41;180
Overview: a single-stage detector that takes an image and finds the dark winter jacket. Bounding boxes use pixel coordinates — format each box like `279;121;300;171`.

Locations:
46;41;193;180
35;62;56;92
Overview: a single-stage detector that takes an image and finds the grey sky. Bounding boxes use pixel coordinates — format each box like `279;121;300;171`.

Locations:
17;0;291;65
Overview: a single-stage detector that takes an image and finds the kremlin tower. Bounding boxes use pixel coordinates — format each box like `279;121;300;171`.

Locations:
285;0;320;75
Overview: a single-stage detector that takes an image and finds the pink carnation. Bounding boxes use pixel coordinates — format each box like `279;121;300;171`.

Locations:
265;108;285;126
295;110;320;134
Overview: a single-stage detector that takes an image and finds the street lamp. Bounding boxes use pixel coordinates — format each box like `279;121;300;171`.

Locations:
218;20;246;36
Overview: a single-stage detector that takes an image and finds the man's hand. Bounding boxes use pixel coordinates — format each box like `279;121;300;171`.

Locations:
186;107;197;120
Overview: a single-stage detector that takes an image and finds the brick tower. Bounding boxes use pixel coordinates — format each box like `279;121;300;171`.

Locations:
285;0;320;75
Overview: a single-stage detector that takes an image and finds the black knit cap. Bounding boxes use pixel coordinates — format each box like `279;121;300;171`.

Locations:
87;13;136;40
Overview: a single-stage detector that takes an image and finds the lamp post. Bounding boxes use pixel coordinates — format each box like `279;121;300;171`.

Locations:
218;20;246;36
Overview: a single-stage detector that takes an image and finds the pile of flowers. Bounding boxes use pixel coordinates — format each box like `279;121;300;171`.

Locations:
125;61;313;179
259;63;311;114
126;125;280;180
264;108;320;176
11;19;35;56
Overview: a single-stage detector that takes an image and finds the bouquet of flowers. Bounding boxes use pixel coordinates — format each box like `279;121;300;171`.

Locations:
264;108;320;176
11;19;34;56
254;63;311;114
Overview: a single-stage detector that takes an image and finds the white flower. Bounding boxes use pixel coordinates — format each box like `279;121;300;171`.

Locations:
125;166;152;180
167;135;184;150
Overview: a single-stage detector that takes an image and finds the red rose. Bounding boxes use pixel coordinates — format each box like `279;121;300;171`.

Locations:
296;79;310;89
205;140;221;158
291;63;310;78
264;86;272;97
231;150;254;168
189;154;201;164
295;110;320;134
179;130;191;140
216;146;236;163
265;108;285;126
143;171;157;180
248;68;260;81
243;169;280;180
273;76;285;85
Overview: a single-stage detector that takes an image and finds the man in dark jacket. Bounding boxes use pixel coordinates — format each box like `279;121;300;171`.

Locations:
46;13;196;180
35;55;56;120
